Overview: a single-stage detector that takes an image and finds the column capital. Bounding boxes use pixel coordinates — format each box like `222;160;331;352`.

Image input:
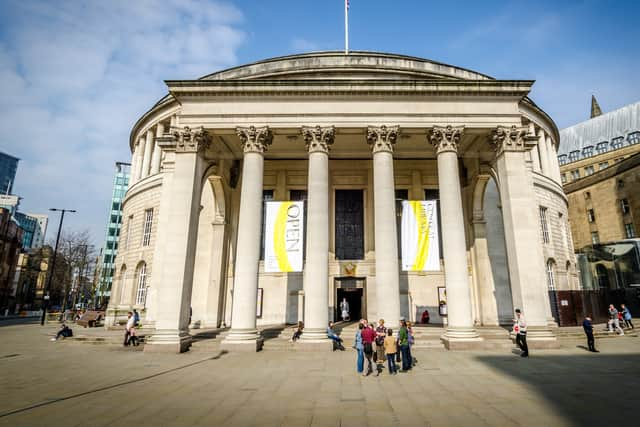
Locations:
429;125;464;154
367;125;399;154
236;126;273;154
302;125;335;154
489;125;536;156
159;126;211;153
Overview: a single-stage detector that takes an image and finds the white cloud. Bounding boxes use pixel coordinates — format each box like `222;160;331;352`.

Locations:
0;0;246;246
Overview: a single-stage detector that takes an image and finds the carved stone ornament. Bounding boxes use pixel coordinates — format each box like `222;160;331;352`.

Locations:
171;126;211;153
366;125;399;154
236;126;273;154
302;125;335;154
489;125;535;155
429;125;464;154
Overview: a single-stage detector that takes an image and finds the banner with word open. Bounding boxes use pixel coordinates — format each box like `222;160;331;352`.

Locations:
264;201;304;272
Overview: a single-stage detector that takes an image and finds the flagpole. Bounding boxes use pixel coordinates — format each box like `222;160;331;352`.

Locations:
344;0;349;55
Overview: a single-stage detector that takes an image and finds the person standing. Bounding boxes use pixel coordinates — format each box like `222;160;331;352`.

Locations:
354;323;364;374
133;309;140;327
384;329;398;375
582;315;598;352
125;311;138;347
374;319;387;376
361;321;376;376
340;298;350;322
407;321;416;367
607;304;624;335
398;318;411;371
621;304;634;329
513;309;528;358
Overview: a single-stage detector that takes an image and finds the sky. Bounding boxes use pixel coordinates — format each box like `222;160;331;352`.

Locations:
0;0;639;248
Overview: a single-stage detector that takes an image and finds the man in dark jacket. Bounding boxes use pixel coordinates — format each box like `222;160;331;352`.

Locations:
583;315;598;352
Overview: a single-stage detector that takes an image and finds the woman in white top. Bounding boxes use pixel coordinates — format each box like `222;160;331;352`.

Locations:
125;311;138;346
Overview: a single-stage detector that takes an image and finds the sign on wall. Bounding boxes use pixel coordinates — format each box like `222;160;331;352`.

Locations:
264;201;304;272
401;200;440;271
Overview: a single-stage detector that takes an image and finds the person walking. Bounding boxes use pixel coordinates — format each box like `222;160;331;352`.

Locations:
582;314;598;352
340;298;350;321
361;321;376;376
621;304;634;329
513;309;528;357
384;329;399;375
607;304;624;335
125;311;138;346
327;322;345;351
354;323;364;374
398;318;411;371
407;321;416;367
374;319;387;376
133;308;140;326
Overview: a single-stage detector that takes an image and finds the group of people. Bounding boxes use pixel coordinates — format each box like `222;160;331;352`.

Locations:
352;317;415;376
123;309;140;347
607;303;634;335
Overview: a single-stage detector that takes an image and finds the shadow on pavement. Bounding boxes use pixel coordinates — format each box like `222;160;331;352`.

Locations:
475;352;640;425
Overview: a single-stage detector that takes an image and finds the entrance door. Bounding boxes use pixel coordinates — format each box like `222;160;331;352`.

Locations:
335;277;365;321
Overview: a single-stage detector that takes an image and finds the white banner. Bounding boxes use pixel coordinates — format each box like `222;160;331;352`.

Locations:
264;201;304;272
401;200;440;271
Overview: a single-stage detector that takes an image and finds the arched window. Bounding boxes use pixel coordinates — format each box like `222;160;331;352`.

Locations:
135;262;147;306
546;260;556;290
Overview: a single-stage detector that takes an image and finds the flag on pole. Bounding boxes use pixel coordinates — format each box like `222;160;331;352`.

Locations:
345;0;349;54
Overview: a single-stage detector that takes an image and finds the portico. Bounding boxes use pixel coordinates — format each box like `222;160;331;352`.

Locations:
108;52;574;353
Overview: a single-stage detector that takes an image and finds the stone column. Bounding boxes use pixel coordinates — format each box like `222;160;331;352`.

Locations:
221;126;272;352
129;141;140;186
428;125;481;349
141;129;154;178
134;136;145;182
367;125;401;327
151;123;164;175
489;125;558;347
299;126;334;347
547;136;562;184
537;128;551;177
145;126;211;353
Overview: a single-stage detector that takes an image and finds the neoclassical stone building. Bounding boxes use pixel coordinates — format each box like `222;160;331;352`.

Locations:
107;52;576;352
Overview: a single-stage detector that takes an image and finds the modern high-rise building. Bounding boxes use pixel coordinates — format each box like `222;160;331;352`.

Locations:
97;162;130;304
0;152;19;195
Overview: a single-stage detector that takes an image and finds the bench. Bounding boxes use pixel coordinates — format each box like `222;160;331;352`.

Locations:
76;311;104;328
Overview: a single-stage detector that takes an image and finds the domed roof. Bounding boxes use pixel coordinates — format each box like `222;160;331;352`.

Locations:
199;51;493;81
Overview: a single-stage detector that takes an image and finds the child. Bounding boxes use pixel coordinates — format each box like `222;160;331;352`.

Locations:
384;329;398;375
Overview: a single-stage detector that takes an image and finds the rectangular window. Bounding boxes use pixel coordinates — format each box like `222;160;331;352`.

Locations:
561;173;567;184
611;137;624;149
571;170;580;180
595;141;609;154
599;161;609;170
142;209;153;246
558;155;567;165
335;190;364;260
591;231;600;244
587;209;596;223
539;206;550;244
125;215;133;249
621;199;630;215
395;189;409;259
628;131;640;145
260;190;274;260
582;146;593;157
568;150;580;162
584;165;595;176
135;264;147;306
625;223;636;238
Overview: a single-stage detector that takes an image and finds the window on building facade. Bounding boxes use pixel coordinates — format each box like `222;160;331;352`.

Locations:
599;161;609;170
546;260;556;290
142;209;153;246
539;206;550;244
617;179;625;188
125;215;133;249
424;189;443;259
335;190;364;260
587;209;596;223
135;263;147;306
571;170;580;180
611;137;624;149
621;199;630;215
568;150;580;162
561;173;567;184
584;165;595;176
558;155;567;165
584;191;591;200
595;141;609;154
591;231;599;244
260;190;275;260
582;146;593;157
628;131;640;145
395;189;409;259
625;223;636;238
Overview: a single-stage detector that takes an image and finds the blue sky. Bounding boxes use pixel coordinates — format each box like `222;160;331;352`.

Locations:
0;0;639;247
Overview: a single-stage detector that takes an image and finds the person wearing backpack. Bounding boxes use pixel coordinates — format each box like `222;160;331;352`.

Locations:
361;321;376;376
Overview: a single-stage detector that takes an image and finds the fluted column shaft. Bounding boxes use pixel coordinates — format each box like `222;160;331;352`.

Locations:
300;126;333;342
537;129;551;176
368;125;401;326
141;130;154;178
222;126;272;351
134;136;145;182
429;126;479;345
129;142;140;186
151;123;164;175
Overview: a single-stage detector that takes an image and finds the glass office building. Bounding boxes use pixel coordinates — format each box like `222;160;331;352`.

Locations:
97;162;130;304
0;152;19;195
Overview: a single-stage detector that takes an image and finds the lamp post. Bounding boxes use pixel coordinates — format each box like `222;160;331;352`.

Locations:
40;208;76;325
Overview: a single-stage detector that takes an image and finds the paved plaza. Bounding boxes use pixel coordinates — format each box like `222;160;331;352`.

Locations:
0;323;639;427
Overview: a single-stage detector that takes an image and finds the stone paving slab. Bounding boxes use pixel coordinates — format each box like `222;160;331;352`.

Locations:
0;324;639;426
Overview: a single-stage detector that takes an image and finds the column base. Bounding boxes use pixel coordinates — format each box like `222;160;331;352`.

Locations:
441;327;484;350
520;326;560;349
144;329;192;353
298;329;333;351
220;328;263;352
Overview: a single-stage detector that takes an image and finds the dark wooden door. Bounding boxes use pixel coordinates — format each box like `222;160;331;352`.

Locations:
335;190;364;260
